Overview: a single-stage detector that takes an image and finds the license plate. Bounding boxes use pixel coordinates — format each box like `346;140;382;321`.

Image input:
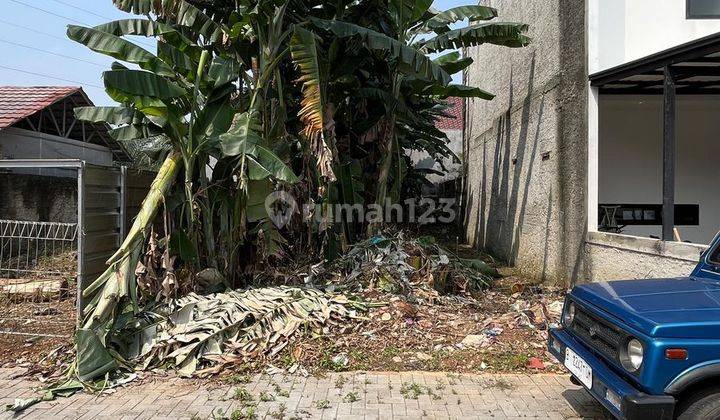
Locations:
565;348;593;389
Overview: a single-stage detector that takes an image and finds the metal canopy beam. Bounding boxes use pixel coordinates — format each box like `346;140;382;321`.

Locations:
590;32;720;87
662;66;676;242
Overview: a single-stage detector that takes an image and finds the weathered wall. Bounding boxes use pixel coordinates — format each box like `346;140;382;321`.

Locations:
463;0;588;285
0;173;77;222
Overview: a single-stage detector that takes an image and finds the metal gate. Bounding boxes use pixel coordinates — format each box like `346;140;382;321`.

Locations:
0;159;152;338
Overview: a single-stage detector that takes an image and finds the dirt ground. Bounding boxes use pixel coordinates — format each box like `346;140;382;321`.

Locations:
254;269;566;377
0;291;76;379
0;242;567;381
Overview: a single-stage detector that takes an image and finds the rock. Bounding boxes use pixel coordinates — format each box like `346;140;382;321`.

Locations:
460;334;489;348
380;313;392;322
196;268;225;291
392;356;403;363
415;352;432;361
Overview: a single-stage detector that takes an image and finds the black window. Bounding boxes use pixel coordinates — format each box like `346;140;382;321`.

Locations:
709;242;720;265
687;0;720;19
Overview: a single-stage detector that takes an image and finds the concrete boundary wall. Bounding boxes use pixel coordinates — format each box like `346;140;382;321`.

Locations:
585;232;706;281
463;0;588;286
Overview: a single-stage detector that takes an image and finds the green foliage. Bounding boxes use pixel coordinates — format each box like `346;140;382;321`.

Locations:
63;0;529;389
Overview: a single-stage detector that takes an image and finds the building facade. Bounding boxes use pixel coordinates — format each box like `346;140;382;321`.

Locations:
463;0;720;285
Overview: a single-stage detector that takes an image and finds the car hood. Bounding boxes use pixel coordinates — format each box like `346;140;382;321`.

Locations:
572;278;720;338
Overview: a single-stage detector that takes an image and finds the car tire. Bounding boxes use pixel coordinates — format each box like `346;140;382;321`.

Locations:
676;386;720;420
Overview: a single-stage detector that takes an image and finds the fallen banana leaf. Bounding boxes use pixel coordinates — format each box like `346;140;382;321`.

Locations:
137;286;364;376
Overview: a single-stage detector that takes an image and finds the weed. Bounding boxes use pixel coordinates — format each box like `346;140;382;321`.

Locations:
400;382;424;399
381;346;400;358
230;406;257;420
451;388;457;395
488;379;515;391
269;402;287;419
272;383;290;397
435;381;445;390
318;351;347;372
315;399;331;409
343;392;360;403
233;387;255;403
335;375;347;388
259;391;275;402
426;387;442;400
227;374;251;384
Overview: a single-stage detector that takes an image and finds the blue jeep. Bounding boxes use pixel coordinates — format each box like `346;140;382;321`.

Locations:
548;232;720;420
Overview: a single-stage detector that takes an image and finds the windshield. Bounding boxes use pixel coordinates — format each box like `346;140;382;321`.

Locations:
710;244;720;265
708;232;720;265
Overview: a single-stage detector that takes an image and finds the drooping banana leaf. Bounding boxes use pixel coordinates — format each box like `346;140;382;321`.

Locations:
413;5;498;34
93;19;198;54
310;18;452;86
103;69;187;99
74;106;146;126
418;22;531;53
67;26;175;78
290;26;336;181
108;124;165;141
112;0;225;43
422;84;495;99
433;51;474;74
219;110;263;157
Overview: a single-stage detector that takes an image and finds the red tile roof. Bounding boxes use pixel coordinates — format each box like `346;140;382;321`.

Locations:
435;97;464;130
0;86;82;129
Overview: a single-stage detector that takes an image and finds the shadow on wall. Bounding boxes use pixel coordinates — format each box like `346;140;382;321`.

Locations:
465;54;555;279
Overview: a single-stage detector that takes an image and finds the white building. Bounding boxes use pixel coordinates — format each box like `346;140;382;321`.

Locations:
463;0;720;284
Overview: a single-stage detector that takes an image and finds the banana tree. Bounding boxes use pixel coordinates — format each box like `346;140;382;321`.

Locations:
58;0;529;384
308;3;529;234
67;0;300;378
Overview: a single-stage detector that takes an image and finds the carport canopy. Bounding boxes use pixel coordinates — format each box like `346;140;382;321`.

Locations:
589;32;720;242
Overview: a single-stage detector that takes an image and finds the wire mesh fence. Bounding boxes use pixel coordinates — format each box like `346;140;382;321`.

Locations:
0;219;78;342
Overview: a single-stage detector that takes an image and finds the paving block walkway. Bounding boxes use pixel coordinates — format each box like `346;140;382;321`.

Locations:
0;369;604;419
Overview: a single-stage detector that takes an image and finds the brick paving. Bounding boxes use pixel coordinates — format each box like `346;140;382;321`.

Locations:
0;369;604;419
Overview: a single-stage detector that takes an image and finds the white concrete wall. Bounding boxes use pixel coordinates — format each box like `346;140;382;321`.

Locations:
599;95;720;245
588;0;720;74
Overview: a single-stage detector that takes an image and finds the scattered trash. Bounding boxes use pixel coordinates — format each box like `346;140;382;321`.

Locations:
311;231;499;299
527;357;546;370
331;353;350;368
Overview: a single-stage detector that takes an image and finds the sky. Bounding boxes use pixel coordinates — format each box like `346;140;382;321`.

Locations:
0;0;467;106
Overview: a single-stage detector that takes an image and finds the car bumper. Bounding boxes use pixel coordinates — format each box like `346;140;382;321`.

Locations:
548;328;675;420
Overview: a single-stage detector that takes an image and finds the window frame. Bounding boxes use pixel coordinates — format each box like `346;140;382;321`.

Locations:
687;0;720;19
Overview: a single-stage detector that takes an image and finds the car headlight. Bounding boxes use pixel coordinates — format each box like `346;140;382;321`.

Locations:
621;339;644;372
563;302;576;326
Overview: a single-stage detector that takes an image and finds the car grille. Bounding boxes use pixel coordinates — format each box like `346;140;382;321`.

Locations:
569;304;626;363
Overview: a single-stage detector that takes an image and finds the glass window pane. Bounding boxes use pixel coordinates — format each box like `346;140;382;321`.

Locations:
688;0;720;18
710;247;720;264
